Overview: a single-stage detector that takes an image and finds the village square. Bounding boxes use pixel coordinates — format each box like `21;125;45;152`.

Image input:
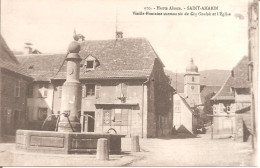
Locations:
0;0;258;166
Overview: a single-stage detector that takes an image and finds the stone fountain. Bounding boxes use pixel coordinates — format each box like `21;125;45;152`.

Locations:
16;35;125;154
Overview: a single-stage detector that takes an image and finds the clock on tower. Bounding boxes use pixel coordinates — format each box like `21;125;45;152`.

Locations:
184;58;200;107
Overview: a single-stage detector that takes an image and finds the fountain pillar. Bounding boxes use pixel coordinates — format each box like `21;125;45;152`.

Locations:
58;40;82;132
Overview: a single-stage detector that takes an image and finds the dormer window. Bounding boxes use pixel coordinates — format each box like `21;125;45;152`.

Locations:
86;60;94;69
84;55;99;71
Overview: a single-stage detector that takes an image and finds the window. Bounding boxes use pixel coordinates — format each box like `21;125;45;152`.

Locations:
84;55;98;71
38;108;48;120
192;77;195;82
38;84;48;98
112;109;128;126
174;106;181;112
58;86;62;98
236;88;250;95
116;83;128;98
86;84;95;97
86;61;94;69
174;100;181;106
227;106;231;112
103;109;128;126
14;81;21;97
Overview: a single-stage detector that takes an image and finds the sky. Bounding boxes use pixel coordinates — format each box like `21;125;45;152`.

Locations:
1;0;251;73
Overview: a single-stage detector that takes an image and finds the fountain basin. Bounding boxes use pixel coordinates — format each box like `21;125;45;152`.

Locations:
16;130;125;154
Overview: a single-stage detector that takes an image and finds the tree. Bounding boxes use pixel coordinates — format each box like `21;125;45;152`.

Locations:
202;92;216;124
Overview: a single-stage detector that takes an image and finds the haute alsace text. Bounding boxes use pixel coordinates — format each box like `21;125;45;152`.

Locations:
132;6;231;17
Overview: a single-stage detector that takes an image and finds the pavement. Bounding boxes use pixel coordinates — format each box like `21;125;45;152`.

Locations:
123;133;257;166
0;141;138;166
0;133;257;166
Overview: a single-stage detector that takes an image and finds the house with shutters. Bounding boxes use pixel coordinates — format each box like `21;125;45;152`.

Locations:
17;37;174;138
211;56;251;139
0;35;32;139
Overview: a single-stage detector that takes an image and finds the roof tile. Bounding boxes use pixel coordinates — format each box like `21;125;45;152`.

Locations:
17;38;158;81
211;56;250;101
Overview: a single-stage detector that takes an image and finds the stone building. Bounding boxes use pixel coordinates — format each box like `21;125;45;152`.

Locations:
0;35;32;138
211;56;251;139
17;37;174;138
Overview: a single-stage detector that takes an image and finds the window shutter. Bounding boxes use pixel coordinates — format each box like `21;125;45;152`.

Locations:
58;86;62;98
20;81;24;98
122;83;127;97
96;84;101;99
114;109;121;123
82;85;86;98
121;109;128;125
116;83;121;98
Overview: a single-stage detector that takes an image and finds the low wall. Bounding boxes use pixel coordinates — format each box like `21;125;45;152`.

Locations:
16;130;125;154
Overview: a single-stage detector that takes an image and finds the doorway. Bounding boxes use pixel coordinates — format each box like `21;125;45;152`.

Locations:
84;111;95;132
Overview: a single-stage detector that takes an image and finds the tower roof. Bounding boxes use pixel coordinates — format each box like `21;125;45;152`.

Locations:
186;58;198;73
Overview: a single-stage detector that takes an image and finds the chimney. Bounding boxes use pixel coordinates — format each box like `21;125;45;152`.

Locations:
24;43;33;54
116;31;123;39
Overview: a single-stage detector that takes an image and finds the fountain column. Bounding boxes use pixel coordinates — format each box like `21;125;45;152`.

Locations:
58;40;82;132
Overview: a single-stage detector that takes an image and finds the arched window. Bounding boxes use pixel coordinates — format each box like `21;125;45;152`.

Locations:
192;77;195;82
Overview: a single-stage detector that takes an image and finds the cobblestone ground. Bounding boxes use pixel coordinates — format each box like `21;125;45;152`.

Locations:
122;133;257;166
0;133;257;166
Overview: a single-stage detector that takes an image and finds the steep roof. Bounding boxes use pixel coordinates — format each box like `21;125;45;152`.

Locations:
17;38;161;81
211;56;250;101
0;35;19;64
0;35;31;78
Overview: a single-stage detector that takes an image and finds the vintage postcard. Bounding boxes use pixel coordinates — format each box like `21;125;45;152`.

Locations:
0;0;258;166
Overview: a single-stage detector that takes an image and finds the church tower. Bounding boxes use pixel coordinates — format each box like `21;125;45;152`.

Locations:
184;58;200;107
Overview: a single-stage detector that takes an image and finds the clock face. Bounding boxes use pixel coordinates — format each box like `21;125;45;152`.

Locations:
68;68;74;75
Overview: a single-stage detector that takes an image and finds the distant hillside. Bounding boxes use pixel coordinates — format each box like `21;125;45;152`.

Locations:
165;69;230;93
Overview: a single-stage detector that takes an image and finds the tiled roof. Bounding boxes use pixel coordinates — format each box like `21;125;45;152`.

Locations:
17;38;160;81
0;35;31;78
17;54;66;81
211;56;250;101
0;35;19;64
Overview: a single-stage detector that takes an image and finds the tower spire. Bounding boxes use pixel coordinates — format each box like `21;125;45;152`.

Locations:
190;57;194;63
